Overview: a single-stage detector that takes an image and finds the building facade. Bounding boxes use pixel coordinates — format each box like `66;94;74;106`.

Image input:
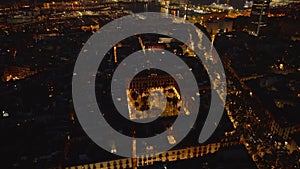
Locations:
249;0;271;36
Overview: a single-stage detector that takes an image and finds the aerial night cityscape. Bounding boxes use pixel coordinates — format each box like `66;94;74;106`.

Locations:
0;0;299;169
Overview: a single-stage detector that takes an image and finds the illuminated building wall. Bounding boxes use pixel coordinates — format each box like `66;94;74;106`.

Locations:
205;19;233;36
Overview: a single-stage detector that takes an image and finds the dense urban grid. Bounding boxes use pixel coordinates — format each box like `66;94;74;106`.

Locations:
0;0;299;169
